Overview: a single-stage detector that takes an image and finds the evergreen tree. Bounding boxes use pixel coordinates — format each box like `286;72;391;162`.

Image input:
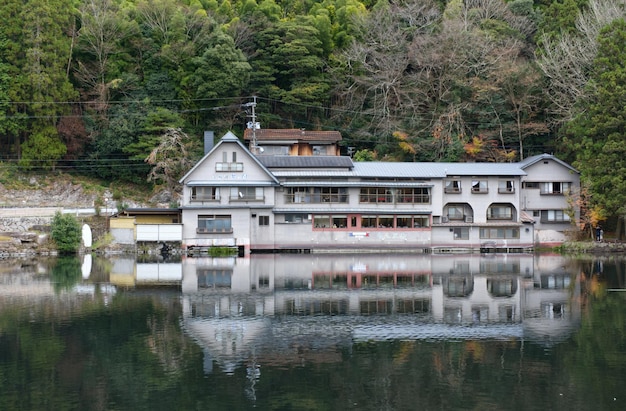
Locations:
564;19;626;221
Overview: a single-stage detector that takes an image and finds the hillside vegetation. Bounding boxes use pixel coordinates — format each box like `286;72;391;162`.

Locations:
2;0;626;228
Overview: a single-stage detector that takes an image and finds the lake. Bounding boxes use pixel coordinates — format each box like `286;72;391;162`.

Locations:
0;253;624;410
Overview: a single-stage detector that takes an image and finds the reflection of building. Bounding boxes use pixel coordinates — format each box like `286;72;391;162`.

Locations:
109;256;183;288
522;253;582;343
178;132;579;254
173;254;582;373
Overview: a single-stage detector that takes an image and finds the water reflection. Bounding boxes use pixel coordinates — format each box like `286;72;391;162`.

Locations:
98;253;585;375
2;253;626;410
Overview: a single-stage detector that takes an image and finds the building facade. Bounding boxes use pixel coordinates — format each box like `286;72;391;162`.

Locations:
179;132;579;254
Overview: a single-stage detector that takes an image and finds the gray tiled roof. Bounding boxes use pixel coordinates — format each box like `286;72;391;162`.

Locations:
352;162;526;178
268;160;526;178
258;156;354;168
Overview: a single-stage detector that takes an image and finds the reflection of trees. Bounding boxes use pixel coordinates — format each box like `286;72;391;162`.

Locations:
564;291;626;409
0;295;203;410
50;256;82;292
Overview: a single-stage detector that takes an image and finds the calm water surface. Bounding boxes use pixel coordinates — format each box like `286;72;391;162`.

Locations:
0;253;624;410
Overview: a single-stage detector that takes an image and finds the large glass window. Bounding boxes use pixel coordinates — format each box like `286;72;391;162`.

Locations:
312;214;431;230
397;187;431;203
231;187;263;201
360;188;391;203
286;187;347;203
332;215;347;228
453;227;469;240
479;228;520;239
447;205;465;220
191;186;219;201
397;215;430;228
540;182;571;194
487;204;513;220
541;210;570;223
314;215;331;228
361;215;377;228
198;215;232;233
284;213;310;223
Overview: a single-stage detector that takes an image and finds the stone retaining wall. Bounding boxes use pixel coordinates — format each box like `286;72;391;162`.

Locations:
0;216;53;232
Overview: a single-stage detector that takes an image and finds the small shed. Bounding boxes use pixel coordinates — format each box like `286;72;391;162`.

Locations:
109;208;182;244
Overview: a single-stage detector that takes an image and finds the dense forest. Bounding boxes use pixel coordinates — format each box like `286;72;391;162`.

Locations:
1;0;625;224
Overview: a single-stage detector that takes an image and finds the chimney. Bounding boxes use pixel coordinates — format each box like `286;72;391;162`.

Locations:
203;131;215;155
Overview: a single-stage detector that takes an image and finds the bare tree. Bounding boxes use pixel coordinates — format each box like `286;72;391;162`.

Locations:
76;0;138;113
146;128;196;196
537;0;625;124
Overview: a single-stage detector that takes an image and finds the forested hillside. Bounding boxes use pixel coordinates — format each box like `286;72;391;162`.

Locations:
1;0;626;223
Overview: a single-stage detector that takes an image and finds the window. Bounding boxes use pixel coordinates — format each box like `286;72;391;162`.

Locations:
445;179;461;193
216;151;243;171
216;162;243;171
541;210;570;223
487;204;513;220
397;187;431;203
397;215;430;228
453;227;469;240
198;269;232;289
472;180;488;193
541;182;571;194
287;187;347;203
313;214;430;230
361;215;377;228
259;215;269;226
284;213;309;223
446;204;465;220
523;181;540;189
332;215;347;228
360;187;391;203
378;215;394;228
231;187;263;201
258;146;289;155
498;180;514;193
191;186;219;201
314;215;331;228
312;145;328;155
197;215;232;233
479;228;520;239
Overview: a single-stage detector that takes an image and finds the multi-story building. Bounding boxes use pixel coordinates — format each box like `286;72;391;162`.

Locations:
179;131;579;254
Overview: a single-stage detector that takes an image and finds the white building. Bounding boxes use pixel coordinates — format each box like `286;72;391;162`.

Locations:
179;132;579;254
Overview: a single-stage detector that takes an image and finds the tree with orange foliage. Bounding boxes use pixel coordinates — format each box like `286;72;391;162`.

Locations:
566;182;606;240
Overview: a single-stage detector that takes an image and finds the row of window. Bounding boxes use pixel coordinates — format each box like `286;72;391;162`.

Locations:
191;186;264;201
313;214;430;229
192;182;573;204
447;179;515;194
196;210;566;234
452;227;520;240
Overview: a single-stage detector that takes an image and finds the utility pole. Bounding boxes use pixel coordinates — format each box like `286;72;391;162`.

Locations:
244;96;259;153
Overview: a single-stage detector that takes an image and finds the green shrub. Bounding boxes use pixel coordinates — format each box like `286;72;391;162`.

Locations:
51;212;82;254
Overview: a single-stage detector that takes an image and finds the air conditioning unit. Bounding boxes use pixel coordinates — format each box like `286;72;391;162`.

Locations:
442;216;449;223
465;216;473;223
